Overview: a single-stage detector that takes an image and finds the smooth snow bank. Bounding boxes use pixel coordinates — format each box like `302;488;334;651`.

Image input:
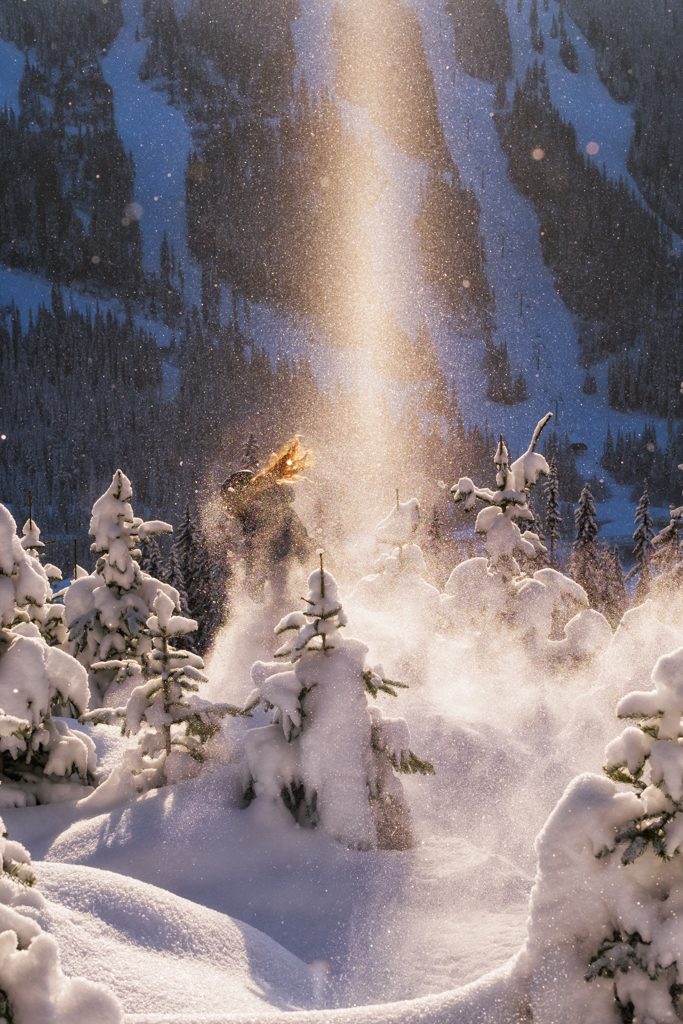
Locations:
36;861;315;1018
127;964;521;1024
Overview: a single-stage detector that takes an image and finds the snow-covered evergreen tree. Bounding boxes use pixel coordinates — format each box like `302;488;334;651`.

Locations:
16;516;67;647
445;417;611;664
0;819;122;1022
355;495;440;614
65;470;176;705
85;591;240;794
0;503;96;805
244;558;433;850
524;646;683;1024
543;459;561;564
353;494;440;683
451;413;552;580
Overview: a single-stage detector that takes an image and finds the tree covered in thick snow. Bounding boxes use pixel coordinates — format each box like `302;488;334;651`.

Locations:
353;495;440;680
523;646;683;1024
17;515;67;648
65;470;176;705
0;819;122;1023
451;413;552;579
445;416;611;665
0;502;96;806
243;559;433;850
85;591;241;794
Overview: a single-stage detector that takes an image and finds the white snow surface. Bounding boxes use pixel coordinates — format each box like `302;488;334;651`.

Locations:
34;861;315;1019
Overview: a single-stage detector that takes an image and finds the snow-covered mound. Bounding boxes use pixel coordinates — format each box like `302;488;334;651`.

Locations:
36;861;315;1019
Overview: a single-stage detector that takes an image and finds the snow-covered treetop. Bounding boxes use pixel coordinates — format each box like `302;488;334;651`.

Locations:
450;414;552;577
20;519;44;556
273;556;348;661
601;646;683;858
89;470;172;589
452;413;552;514
0;504;51;629
375;496;420;548
91;469;172;554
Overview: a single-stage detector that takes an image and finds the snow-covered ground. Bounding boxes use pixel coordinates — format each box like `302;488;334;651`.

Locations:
37;862;315;1019
8;553;683;1023
102;0;201;300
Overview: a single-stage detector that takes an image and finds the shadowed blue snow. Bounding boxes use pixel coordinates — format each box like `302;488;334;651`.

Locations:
0;39;23;114
506;0;682;251
102;0;201;301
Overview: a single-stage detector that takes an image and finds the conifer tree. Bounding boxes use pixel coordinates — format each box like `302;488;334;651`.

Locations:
65;470;175;705
17;514;67;647
139;537;166;581
173;506;227;655
86;591;240;792
451;413;552;579
570;486;627;623
631;484;655;598
543;459;562;564
583;647;683;1020
0;503;96;805
244;557;433;850
574;483;598;548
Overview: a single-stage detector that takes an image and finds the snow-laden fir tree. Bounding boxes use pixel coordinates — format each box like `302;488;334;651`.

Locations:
445;416;611;664
85;591;241;794
0;503;96;806
543;459;561;565
243;557;433;851
353;493;440;684
631;485;655;600
65;470;176;705
354;493;440;620
451;413;552;580
523;645;683;1024
0;818;122;1022
16;516;67;647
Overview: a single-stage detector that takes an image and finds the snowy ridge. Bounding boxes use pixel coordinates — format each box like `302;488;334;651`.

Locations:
507;0;682;250
409;0;674;537
102;0;201;298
